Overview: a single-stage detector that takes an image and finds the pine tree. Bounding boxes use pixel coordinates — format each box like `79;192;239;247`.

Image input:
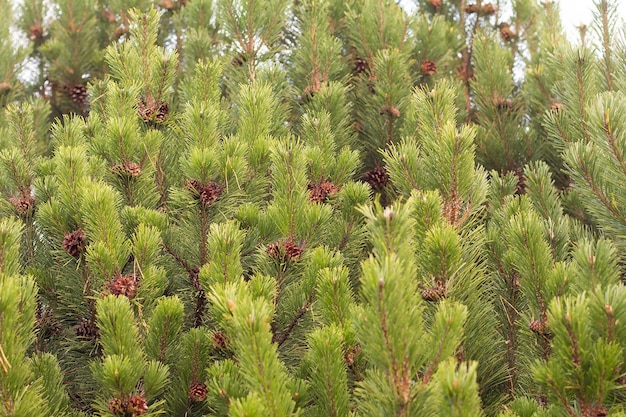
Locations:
2;0;626;416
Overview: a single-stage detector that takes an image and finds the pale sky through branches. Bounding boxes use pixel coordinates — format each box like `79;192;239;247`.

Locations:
558;0;626;42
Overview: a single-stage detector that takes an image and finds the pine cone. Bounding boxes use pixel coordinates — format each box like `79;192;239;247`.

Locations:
363;166;389;191
308;181;337;204
126;395;148;416
283;240;303;262
496;97;513;111
266;242;281;259
421;287;441;302
212;330;228;350
464;4;479;13
108;397;124;415
0;82;11;95
379;105;401;118
68;84;88;106
427;0;442;11
63;228;86;258
421;60;437;76
29;23;44;40
421;282;447;302
110;273;139;299
9;188;35;217
353;57;370;75
231;53;246;67
344;344;361;366
550;102;564;113
499;23;516;41
529;319;549;335
199;181;224;206
189;382;208;402
76;318;98;339
481;3;496;15
155;101;169;123
112;162;142;178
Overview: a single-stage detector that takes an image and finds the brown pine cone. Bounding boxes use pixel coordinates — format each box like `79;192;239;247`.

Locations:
464;4;479;13
308;181;337;204
0;82;11;94
9;188;35;217
421;60;437;76
29;23;44;40
266;242;281;259
529;319;549;335
76;318;98;339
212;330;228;350
112;162;142;178
379;105;401;118
427;0;442;11
126;395;148;416
421;281;447;302
500;23;516;41
199;181;224;206
110;273;139;299
481;3;496;15
155;101;169;123
283;240;303;262
189;382;208;402
550;102;565;113
353;57;370;75
63;228;86;258
68;84;88;106
363;166;389;191
108;397;124;414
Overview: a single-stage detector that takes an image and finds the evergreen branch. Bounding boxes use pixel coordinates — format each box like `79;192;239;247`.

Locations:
273;290;315;348
162;240;196;278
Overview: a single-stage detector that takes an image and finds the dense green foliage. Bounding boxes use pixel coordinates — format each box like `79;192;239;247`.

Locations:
1;0;626;416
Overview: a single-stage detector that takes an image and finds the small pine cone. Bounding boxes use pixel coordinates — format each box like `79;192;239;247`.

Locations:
302;84;319;101
353;57;370;75
159;0;175;10
0;82;11;94
199;181;224;206
550;102;564;113
529;319;549;335
379;105;401;118
231;54;246;67
9;188;35;217
155;101;169;123
500;24;516;41
496;97;513;111
69;84;88;106
283;240;303;262
110;273;138;299
344;344;361;366
212;330;228;350
63;228;86;258
421;287;441;302
266;242;281;259
108;397;124;415
189;382;208;402
421;60;437;76
363;166;389;191
427;0;442;11
112;162;142;178
76;318;98;339
464;4;479;13
481;3;496;15
126;395;148;416
113;26;128;40
29;23;44;40
186;179;202;194
308;181;337;204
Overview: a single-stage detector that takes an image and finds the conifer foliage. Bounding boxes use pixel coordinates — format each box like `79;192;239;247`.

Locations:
2;0;626;416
